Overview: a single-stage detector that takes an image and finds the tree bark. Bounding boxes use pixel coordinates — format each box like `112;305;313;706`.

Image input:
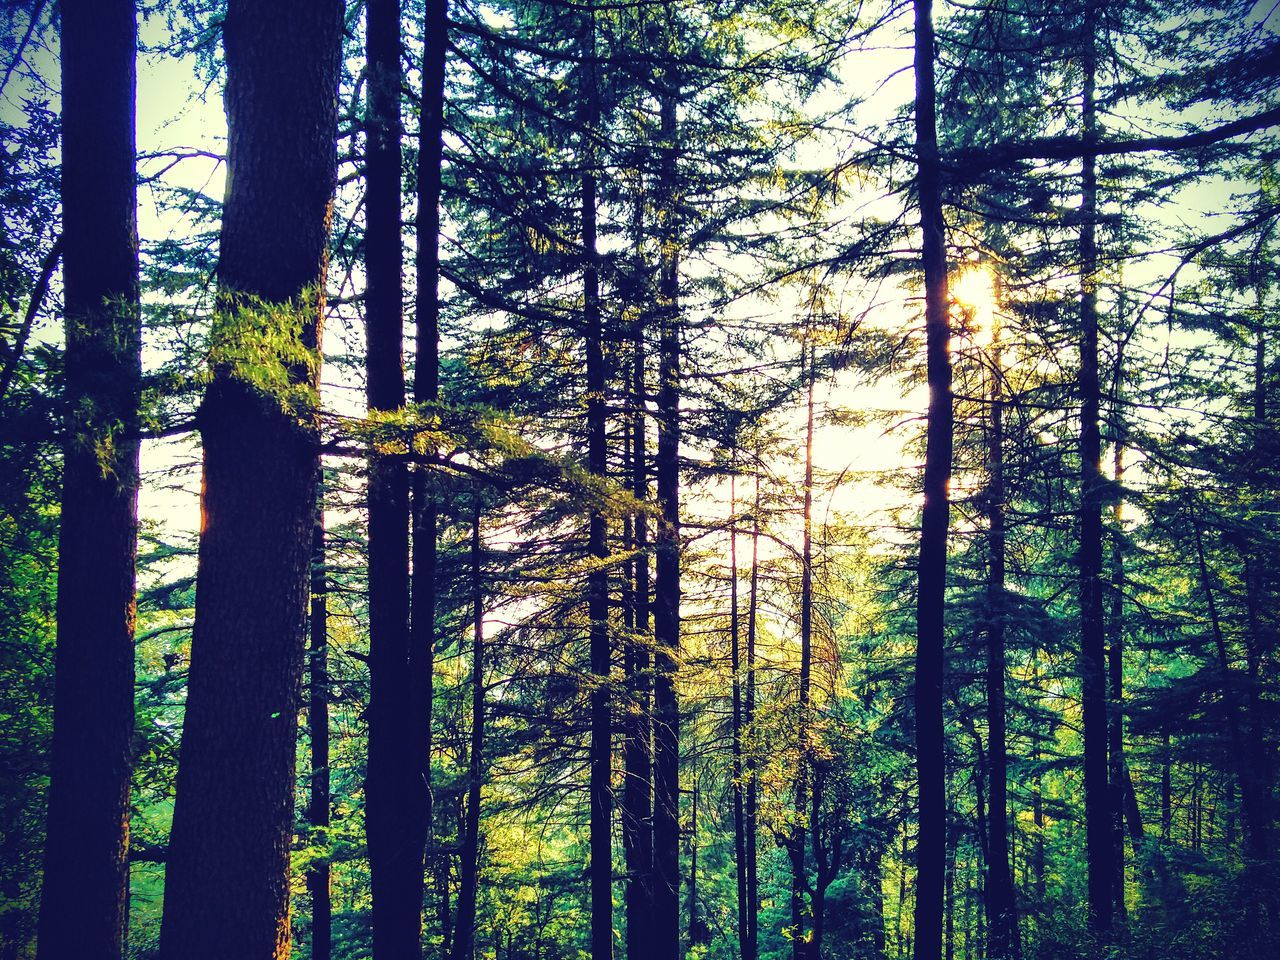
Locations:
911;0;954;957
1078;0;1115;940
745;476;762;960
412;0;448;924
309;514;332;960
452;509;486;960
364;3;427;956
730;473;749;960
158;3;343;956
651;77;683;960
579;9;612;957
984;329;1017;959
38;3;139;957
623;324;655;960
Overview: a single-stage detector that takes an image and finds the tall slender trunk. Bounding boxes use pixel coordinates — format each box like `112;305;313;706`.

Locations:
745;476;762;960
912;0;953;956
159;3;343;956
1191;523;1273;863
1107;359;1130;920
651;78;683;960
730;473;749;960
309;514;332;960
580;8;613;956
1161;731;1172;842
1078;0;1114;940
452;510;486;960
623;328;655;959
364;3;426;955
38;3;139;956
791;344;817;960
412;0;448;904
984;329;1017;960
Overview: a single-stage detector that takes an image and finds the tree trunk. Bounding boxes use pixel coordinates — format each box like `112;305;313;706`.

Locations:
651;78;683;960
364;3;427;956
1107;366;1130;920
731;473;749;960
791;344;817;960
411;0;448;892
579;9;613;957
1078;0;1115;941
984;330;1017;959
745;476;762;960
159;3;342;956
623;327;655;960
38;3;139;957
309;514;332;960
912;0;954;956
452;509;486;960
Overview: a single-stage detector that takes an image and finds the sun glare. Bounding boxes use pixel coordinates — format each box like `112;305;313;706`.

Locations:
952;267;997;347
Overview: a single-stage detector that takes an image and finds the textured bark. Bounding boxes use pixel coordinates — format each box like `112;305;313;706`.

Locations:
580;9;612;956
411;0;447;874
1078;0;1114;939
1107;382;1129;919
364;3;427;955
790;347;816;960
911;0;953;957
309;516;332;960
38;3;139;956
158;3;342;956
730;474;748;960
651;80;683;960
984;333;1017;959
623;328;655;960
744;477;761;960
451;512;486;960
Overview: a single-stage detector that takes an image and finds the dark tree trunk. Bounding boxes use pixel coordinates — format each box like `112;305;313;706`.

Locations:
159;3;342;957
309;514;332;960
911;0;954;957
579;9;613;956
651;80;683;960
745;476;762;960
411;0;447;875
623;328;655;960
1107;380;1129;920
791;346;817;960
730;474;749;960
984;332;1017;960
38;3;139;957
1078;0;1115;941
364;3;427;956
452;510;486;960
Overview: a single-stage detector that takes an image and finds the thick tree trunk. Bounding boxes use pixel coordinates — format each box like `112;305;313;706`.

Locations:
623;329;655;960
452;510;486;960
309;515;332;960
651;80;683;960
911;0;954;957
38;3;139;956
364;3;427;956
984;333;1017;959
1078;0;1115;941
159;3;342;957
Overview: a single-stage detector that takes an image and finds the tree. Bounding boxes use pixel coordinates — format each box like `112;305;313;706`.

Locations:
158;2;344;956
36;3;139;956
911;0;954;957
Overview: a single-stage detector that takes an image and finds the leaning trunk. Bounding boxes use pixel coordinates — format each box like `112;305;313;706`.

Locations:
159;3;343;956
